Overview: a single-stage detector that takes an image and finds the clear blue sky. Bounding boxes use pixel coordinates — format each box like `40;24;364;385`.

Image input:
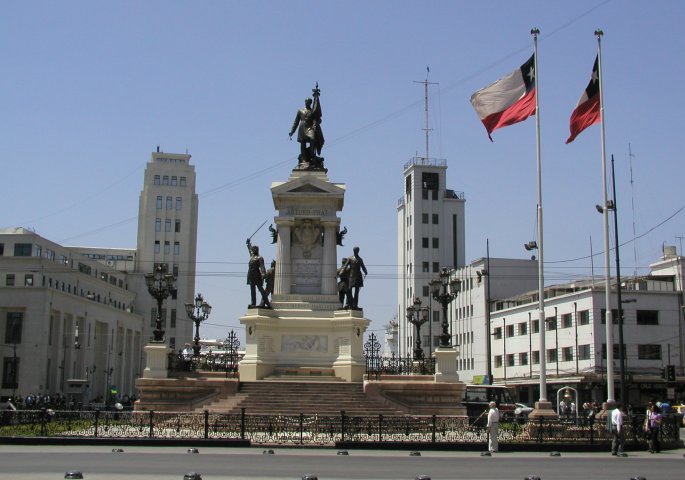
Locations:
3;1;684;342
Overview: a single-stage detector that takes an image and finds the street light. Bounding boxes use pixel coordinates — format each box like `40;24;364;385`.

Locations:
185;293;212;357
429;268;461;348
144;264;177;343
406;297;429;360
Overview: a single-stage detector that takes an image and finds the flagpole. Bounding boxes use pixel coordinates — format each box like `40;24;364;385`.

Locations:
530;28;552;416
596;28;615;406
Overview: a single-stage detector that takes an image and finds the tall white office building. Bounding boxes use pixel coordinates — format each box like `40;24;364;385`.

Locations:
396;157;466;358
131;151;199;350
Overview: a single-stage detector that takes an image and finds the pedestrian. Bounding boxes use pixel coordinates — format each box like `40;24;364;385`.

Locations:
486;401;500;453
647;403;662;453
611;402;627;457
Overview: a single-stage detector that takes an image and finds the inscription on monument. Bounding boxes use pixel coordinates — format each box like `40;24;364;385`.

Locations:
286;208;329;216
258;336;275;354
282;335;328;353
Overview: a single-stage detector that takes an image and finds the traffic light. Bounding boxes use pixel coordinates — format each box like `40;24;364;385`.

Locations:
666;365;676;382
661;367;666;379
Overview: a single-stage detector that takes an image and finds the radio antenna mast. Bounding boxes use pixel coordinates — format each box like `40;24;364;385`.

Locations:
628;143;638;275
414;66;438;160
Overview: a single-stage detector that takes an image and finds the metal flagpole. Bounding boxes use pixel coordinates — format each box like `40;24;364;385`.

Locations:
596;29;615;405
531;28;550;411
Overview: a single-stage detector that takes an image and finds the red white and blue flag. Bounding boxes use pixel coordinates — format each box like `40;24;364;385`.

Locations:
566;55;600;144
470;54;536;140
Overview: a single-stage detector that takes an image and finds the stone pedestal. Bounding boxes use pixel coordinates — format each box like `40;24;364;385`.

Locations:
143;343;171;379
239;170;370;382
528;400;558;419
433;346;460;383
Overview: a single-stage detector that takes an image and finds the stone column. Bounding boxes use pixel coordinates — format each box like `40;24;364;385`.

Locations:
275;218;293;295
321;220;338;295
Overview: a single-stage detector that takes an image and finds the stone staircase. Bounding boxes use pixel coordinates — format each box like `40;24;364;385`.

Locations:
199;380;407;416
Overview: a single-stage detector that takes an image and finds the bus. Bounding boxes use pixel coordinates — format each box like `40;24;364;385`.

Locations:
462;384;517;424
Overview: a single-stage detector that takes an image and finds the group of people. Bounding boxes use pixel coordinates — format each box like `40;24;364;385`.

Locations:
610;398;674;456
4;392;136;411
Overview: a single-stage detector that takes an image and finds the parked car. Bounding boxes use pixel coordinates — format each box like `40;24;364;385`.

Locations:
514;403;534;417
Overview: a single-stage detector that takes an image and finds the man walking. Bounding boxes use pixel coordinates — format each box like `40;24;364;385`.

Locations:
486;401;500;453
611;402;627;456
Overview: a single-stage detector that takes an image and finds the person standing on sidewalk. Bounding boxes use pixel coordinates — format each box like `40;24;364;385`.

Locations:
486;401;500;453
647;403;662;453
611;403;627;456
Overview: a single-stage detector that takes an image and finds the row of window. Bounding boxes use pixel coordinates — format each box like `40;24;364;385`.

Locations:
153;175;187;187
155;218;182;233
494;343;665;368
154;241;181;255
151;307;177;329
156;196;183;210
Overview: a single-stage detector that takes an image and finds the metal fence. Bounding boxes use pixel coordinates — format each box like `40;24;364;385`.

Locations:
364;333;436;379
1;409;680;448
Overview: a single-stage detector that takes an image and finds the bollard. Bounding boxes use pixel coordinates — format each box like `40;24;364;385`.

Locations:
187;448;199;454
183;473;202;480
629;477;646;480
480;451;492;457
549;451;561;457
263;449;275;455
525;476;541;480
337;450;349;456
111;448;124;453
409;451;421;456
416;476;432;480
302;475;318;480
64;472;84;479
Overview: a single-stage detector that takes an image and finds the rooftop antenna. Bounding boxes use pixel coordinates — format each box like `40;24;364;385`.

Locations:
628;143;638;275
414;66;438;160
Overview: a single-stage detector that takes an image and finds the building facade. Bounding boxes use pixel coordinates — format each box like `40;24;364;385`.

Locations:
396;157;466;358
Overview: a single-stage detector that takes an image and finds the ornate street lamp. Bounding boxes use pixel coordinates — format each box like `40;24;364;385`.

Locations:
185;293;212;357
406;297;429;360
430;268;461;348
144;264;176;343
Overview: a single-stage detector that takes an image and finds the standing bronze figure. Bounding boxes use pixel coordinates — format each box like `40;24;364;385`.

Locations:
337;257;351;309
289;83;325;169
263;260;276;306
342;246;367;310
246;239;272;309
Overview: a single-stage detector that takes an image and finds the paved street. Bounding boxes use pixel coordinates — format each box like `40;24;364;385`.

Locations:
0;444;684;480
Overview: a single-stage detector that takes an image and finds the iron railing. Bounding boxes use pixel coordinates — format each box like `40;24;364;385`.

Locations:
364;333;436;379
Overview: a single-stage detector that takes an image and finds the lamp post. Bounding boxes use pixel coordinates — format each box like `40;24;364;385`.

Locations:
406;297;429;360
429;268;461;348
144;264;176;343
185;293;212;357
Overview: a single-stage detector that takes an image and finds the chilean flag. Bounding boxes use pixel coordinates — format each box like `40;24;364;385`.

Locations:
566;56;600;144
470;54;536;140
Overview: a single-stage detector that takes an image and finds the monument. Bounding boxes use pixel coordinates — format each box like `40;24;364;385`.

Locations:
239;85;370;382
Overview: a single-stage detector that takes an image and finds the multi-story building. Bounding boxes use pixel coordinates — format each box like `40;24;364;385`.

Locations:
488;250;685;407
0;228;143;402
396;157;466;358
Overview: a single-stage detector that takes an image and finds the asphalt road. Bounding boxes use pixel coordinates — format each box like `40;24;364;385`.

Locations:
0;445;684;480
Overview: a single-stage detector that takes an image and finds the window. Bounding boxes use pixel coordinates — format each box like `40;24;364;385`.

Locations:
5;312;23;344
578;310;590;325
164;241;170;254
578;344;591;360
24;274;33;287
155;218;161;232
601;343;620;360
519;352;528;365
600;309;619;324
162;175;169;185
562;347;574;362
13;243;32;256
532;320;540;333
422;262;429;273
165;219;171;232
432;238;439;248
506;324;515;338
432;262;439;273
561;313;572;329
175;220;181;233
422;286;429;297
154;241;160;254
546;316;556;330
180;176;187;186
422;213;429;224
34;245;42;257
170;308;176;328
422;237;429;248
2;357;19;389
493;327;502;340
638;344;661;360
156;196;162;209
0;243;3;255
494;355;503;368
532;351;540;364
422;172;439;190
519;322;528;335
166;196;173;209
173;264;179;277
154;175;160;185
432;214;439;224
547;348;557;362
174;242;180;255
432;310;440;323
176;197;182;210
171;176;178;186
637;310;659;325
6;274;15;286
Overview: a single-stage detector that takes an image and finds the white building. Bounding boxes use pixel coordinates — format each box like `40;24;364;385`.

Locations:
396;157;466;358
0;228;144;402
